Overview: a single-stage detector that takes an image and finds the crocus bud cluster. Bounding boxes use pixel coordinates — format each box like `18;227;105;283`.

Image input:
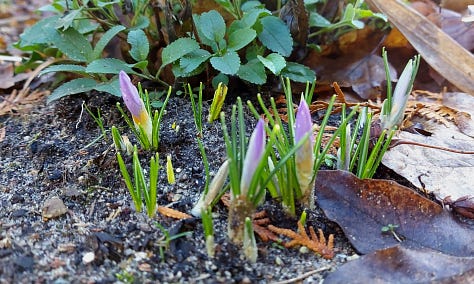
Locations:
294;97;315;208
119;71;153;143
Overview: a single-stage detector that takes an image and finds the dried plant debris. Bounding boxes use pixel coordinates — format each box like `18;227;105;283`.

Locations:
268;221;335;259
252;210;279;242
157;206;192;220
0;88;49;116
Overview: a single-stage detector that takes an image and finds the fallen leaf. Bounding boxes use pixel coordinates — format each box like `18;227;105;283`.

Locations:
366;0;474;95
324;246;474;284
382;120;474;201
315;170;474;256
304;27;395;100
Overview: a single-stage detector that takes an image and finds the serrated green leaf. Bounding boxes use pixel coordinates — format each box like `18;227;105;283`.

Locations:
172;61;205;77
127;29;149;62
210;51;240;75
258;16;293;57
17;16;60;48
55;8;82;30
196;10;226;43
86;58;136;74
50;27;93;62
281;62;316;83
228;9;270;35
161;38;200;66
94;78;121;97
92;25;125;60
237;59;266;84
228;28;256;51
309;12;331;28
40;64;87;75
257;53;286;75
180;49;211;73
47;78;97;103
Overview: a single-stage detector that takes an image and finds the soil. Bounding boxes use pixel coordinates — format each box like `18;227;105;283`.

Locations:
0;91;358;284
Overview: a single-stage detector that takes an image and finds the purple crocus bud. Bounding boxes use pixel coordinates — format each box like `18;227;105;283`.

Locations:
294;96;315;208
240;119;266;196
119;71;152;142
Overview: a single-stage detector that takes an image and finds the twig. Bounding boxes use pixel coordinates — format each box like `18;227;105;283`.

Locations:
390;139;474;154
272;266;332;284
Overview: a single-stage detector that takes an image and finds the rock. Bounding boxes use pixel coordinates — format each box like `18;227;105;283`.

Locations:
42;196;68;221
82;252;95;264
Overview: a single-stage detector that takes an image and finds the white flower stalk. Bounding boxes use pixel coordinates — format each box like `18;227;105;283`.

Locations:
119;71;153;143
294;96;315;208
191;159;230;217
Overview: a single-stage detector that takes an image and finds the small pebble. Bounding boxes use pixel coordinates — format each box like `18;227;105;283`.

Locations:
82;252;95;264
42;196;68;221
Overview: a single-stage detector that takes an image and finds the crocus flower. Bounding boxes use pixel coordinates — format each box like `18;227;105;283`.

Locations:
119;71;152;143
294;97;315;207
240;119;266;196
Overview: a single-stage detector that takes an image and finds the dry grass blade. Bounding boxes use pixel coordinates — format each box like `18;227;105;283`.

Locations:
0;88;49;116
268;221;335;259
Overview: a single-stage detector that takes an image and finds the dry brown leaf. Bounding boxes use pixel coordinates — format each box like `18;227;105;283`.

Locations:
157;206;192;220
268;221;334;259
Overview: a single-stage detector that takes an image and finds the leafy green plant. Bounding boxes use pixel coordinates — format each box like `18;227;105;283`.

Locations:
307;0;387;39
155;223;192;261
15;0;165;101
381;223;402;242
161;4;315;85
116;146;159;217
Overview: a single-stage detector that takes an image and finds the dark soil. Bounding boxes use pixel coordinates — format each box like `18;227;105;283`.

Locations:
0;91;358;284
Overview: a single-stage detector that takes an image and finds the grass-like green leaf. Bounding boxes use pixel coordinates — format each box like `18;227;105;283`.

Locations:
210;51;240;75
127;29;149;62
258;16;293;57
161;38;200;66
